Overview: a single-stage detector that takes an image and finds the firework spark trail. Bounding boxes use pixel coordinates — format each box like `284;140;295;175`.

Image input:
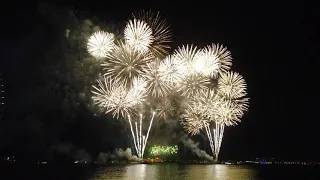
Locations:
127;112;156;158
142;111;156;159
139;114;142;158
214;129;217;158
142;135;146;155
213;123;225;159
127;115;139;158
135;121;140;157
218;123;224;157
204;123;214;157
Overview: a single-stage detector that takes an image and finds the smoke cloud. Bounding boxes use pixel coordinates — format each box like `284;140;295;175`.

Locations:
50;143;92;162
97;148;141;164
180;134;214;162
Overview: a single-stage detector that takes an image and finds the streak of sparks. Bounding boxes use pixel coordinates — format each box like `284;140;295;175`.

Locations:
128;111;156;158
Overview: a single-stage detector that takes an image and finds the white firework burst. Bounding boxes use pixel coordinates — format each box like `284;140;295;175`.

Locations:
172;45;199;75
132;76;148;92
234;97;250;112
92;77;146;119
87;31;115;58
194;89;217;113
218;71;247;99
209;44;232;73
133;10;172;58
124;19;154;53
177;74;211;98
102;41;153;88
158;55;186;84
142;61;172;97
181;103;210;136
155;98;175;120
214;99;244;126
129;76;148;105
193;46;220;77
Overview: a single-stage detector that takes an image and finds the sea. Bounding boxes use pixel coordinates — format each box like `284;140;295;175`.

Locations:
1;163;320;180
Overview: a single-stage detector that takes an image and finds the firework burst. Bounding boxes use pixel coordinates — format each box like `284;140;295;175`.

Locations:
181;103;210;136
193;46;220;77
102;41;153;87
207;44;233;73
235;97;250;112
88;10;250;161
177;74;211;98
155;98;175;120
218;71;247;99
158;55;185;84
142;61;172;97
172;45;199;75
87;31;115;58
129;76;148;105
91;77;147;119
124;19;154;53
133;10;172;58
214;99;243;126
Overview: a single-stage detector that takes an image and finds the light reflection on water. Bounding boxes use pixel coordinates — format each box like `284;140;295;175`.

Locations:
90;164;258;180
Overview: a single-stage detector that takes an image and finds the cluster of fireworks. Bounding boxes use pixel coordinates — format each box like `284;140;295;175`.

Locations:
149;145;178;156
88;10;249;161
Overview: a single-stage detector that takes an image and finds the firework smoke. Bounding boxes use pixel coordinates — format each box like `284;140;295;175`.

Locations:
97;148;141;164
180;134;213;162
49;143;92;162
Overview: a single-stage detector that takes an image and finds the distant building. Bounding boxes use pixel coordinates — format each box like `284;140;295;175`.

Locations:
0;156;16;164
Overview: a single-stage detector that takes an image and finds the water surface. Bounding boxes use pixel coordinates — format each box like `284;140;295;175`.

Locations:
1;163;320;180
90;164;258;180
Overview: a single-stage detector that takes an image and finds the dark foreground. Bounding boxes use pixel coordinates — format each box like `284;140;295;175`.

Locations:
1;163;320;180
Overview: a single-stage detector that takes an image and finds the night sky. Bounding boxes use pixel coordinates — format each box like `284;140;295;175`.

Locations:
1;0;318;161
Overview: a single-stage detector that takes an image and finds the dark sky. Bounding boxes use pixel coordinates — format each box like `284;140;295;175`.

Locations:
1;0;318;161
